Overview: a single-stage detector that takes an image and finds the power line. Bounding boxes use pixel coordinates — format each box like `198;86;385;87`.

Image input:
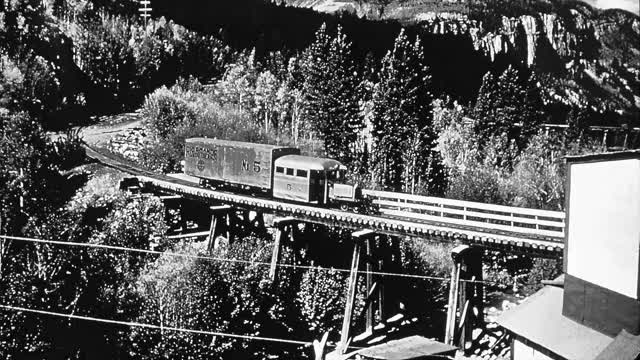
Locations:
0;304;311;346
0;235;499;285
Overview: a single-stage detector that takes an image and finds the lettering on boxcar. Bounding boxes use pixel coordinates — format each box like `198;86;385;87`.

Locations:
196;159;205;171
186;145;217;161
253;161;261;172
242;159;250;171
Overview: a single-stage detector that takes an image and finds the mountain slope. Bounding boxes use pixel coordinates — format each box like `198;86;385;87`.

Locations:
278;0;640;119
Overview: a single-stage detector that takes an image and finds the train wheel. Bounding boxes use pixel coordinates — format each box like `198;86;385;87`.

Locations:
340;203;349;212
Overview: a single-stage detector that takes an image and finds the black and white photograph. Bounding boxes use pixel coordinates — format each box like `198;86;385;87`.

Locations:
0;0;638;359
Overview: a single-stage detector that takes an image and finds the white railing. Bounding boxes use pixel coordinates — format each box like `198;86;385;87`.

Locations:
363;190;565;239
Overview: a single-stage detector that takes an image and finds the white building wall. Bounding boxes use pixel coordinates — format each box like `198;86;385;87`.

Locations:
567;158;640;299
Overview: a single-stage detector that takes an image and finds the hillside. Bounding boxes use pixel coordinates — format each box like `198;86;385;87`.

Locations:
276;0;640;120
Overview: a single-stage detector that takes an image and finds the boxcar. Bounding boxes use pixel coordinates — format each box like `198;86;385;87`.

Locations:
184;138;299;190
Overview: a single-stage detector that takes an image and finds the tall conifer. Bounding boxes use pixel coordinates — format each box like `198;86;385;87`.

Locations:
473;66;544;150
301;24;362;166
370;29;435;193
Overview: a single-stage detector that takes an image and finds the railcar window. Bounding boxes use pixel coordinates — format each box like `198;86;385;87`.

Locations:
296;169;308;178
276;166;284;174
286;168;294;176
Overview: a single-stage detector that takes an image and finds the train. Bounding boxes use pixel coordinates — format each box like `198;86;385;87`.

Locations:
184;138;362;210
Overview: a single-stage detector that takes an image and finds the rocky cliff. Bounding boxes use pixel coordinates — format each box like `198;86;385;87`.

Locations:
279;0;640;115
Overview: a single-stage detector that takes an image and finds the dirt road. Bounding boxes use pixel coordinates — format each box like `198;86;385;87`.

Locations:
79;113;144;147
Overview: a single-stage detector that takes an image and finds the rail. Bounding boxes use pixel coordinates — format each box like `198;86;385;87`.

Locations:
83;145;564;256
363;190;565;240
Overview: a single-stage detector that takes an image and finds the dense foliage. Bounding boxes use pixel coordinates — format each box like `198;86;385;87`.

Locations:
370;29;439;193
1;0;629;357
0;112;84;234
0;0;232;127
300;24;363;167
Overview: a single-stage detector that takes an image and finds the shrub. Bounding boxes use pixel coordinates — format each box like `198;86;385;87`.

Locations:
138;80;271;173
50;128;86;171
137;140;184;173
0;111;86;233
141;86;197;139
522;257;563;294
503;132;566;210
297;269;352;339
132;237;308;359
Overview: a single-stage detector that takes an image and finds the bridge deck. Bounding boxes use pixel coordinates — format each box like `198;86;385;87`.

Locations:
84;145;564;256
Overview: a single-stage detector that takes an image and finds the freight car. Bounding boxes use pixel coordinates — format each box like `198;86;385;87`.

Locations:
184;138;361;209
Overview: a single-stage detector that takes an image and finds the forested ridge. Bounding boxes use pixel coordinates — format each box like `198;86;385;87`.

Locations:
0;0;631;358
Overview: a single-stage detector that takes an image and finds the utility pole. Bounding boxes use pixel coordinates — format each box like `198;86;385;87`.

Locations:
139;0;152;23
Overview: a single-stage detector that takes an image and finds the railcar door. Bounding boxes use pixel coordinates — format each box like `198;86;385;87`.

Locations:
309;170;326;205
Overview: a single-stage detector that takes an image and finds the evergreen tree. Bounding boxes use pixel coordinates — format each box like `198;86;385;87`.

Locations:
370;29;436;193
472;66;544;151
301;24;363;166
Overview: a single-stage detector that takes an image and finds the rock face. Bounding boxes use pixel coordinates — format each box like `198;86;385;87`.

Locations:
279;0;640;112
107;127;149;161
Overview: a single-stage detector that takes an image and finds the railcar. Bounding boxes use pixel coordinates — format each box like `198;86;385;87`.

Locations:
184;138;361;209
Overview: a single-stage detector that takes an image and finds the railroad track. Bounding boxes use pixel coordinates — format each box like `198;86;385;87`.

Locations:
83;145;564;256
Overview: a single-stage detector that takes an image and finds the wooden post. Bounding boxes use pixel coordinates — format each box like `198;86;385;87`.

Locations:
223;211;231;245
365;237;374;333
206;205;231;253
462;248;484;352
177;199;187;233
383;236;401;318
340;239;362;353
253;212;265;229
270;217;297;282
458;275;468;350
290;222;298;268
445;245;484;351
206;215;219;253
353;230;375;335
377;237;387;322
445;245;469;345
269;226;285;282
445;262;461;345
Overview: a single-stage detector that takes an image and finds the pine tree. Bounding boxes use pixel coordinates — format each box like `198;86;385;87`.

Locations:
473;66;544;150
370;29;435;193
300;24;363;166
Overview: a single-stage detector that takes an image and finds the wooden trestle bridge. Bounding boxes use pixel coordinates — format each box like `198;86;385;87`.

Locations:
84;145;566;359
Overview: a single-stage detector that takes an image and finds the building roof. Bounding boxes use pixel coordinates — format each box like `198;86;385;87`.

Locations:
186;138;298;152
275;155;344;171
594;330;640;360
497;285;613;360
351;335;457;359
565;150;640;163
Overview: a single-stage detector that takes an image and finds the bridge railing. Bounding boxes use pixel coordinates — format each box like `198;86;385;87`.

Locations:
363;190;565;239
